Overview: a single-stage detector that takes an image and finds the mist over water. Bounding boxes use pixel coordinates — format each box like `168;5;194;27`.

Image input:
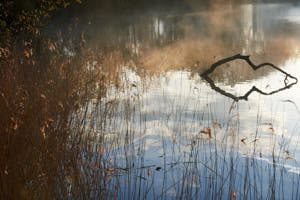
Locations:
2;1;300;199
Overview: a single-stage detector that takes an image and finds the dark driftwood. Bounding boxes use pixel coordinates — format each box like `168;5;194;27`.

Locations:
201;54;298;101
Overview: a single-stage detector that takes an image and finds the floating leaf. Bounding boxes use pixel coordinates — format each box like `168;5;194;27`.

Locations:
155;167;162;171
261;122;272;126
147;168;151;178
286;156;294;160
200;127;212;139
212;122;221;129
107;166;114;174
193;177;197;184
241;138;246;144
232;191;236;200
98;148;104;155
93;163;98;169
284;150;290;155
229;125;236;135
252;138;259;143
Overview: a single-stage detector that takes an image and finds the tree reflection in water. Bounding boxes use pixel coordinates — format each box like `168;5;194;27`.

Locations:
2;1;300;199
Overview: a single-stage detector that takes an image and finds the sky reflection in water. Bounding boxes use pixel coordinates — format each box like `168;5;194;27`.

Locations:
61;2;300;199
90;3;300;166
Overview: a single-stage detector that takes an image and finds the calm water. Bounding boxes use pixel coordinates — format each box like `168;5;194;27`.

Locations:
76;3;300;199
4;1;300;199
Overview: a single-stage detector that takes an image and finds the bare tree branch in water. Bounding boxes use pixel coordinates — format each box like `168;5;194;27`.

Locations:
201;54;298;101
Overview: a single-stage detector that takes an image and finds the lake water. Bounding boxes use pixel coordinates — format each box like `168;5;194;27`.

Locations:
61;2;300;199
3;1;300;199
66;3;300;199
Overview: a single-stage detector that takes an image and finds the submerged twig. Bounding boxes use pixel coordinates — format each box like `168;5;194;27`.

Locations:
201;54;298;101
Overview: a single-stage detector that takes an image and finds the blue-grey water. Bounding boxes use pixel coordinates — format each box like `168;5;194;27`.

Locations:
9;1;300;199
67;2;300;199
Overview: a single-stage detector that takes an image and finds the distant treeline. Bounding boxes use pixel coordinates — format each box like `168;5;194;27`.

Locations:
1;0;299;37
2;0;299;14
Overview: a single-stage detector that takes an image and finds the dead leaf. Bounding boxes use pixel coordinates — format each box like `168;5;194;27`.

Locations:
58;102;64;109
253;138;259;143
106;100;116;105
147;168;151;178
200;127;212;139
286;156;294;160
98;148;104;155
93;163;98;169
13;123;18;130
155;167;161;171
284;150;290;155
23;169;27;177
107;166;114;174
193;177;197;184
24;49;30;58
212;122;221;129
261;122;272;126
40;126;46;139
40;93;46;99
49;43;55;51
229;125;236;135
241;138;246;144
47;80;54;84
232;191;236;200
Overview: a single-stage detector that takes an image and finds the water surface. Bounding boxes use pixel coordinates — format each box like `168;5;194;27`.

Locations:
70;3;300;199
4;1;300;199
